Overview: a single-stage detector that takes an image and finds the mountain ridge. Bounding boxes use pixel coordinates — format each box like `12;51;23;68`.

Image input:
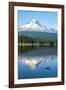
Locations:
18;19;57;33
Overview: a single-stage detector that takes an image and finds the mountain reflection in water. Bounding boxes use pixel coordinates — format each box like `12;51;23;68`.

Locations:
18;55;56;70
18;47;57;79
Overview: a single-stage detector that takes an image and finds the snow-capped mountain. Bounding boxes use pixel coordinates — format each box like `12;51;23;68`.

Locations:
19;19;57;33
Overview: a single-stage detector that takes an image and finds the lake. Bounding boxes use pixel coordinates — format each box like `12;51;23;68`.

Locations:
18;46;57;79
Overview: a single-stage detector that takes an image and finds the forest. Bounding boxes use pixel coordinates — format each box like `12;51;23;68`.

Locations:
18;35;57;47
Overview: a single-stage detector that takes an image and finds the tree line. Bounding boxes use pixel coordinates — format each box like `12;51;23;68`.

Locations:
18;35;57;47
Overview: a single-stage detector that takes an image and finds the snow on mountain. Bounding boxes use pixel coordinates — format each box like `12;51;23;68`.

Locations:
19;19;57;33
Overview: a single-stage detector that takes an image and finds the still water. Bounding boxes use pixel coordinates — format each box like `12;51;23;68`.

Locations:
18;47;57;79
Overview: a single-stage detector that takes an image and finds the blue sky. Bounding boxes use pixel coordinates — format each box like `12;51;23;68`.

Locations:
18;10;58;30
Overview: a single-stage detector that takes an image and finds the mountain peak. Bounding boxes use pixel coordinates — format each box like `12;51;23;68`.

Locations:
31;19;37;23
19;19;57;33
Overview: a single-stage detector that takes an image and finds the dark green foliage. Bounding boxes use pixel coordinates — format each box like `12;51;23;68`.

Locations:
18;35;57;46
